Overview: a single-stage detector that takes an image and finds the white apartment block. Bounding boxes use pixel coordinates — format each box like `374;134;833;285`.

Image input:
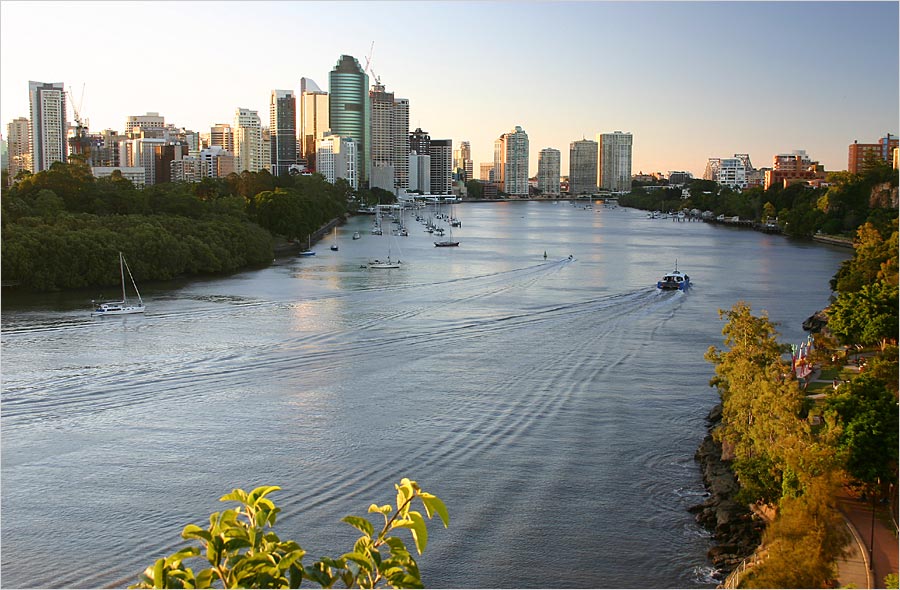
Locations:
29;81;67;172
317;134;358;189
199;146;236;178
597;131;632;193
234;108;264;173
538;148;561;195
495;126;529;196
717;158;748;189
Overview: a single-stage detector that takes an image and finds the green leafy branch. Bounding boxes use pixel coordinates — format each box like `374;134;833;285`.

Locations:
131;479;448;589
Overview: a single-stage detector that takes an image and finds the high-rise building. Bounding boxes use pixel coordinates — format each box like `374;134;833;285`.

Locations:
317;134;358;189
300;77;328;172
270;90;297;176
234;108;264;172
454;141;473;182
764;150;825;190
538;148;561;196
7;117;31;184
125;112;165;139
479;162;494;182
369;83;409;191
29;81;68;172
409;127;430;156
429;139;453;195
409;152;431;193
568;139;598;195
597;131;632;192
717;158;748;189
494;126;529;196
198;146;236;178
328;55;369;187
209;123;234;152
848;134;898;173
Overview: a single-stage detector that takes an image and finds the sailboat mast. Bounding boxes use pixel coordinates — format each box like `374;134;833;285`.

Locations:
119;252;126;301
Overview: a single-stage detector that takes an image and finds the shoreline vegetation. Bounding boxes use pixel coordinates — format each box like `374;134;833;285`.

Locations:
695;214;897;586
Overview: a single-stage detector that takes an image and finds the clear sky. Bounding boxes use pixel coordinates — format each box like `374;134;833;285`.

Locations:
2;1;897;178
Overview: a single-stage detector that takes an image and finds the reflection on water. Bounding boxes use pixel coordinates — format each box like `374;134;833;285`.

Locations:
1;203;850;588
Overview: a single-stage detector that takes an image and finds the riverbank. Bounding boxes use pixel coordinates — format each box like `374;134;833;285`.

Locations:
691;404;764;581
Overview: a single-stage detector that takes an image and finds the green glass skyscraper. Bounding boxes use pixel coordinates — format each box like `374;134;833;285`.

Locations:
328;55;370;187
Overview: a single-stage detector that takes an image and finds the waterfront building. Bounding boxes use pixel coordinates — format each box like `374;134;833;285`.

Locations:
596;131;632;193
300;77;329;172
538;148;561;195
430;139;453;195
329;55;369;187
717;158;748;189
369;82;409;190
409;127;430;156
848;134;898;173
764;150;826;190
409;151;431;193
270;90;297;176
454;141;473;182
569;139;598;195
234;108;264;173
495;125;529;196
317;134;358;189
29;81;68;172
480;162;494;182
7;117;31;184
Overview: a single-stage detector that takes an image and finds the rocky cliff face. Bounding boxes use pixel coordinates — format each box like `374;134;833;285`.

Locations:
690;404;764;578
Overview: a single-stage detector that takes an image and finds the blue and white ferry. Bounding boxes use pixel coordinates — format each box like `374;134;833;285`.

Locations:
657;263;690;291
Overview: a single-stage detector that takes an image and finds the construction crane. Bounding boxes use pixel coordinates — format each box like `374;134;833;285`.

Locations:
67;83;91;159
364;40;381;86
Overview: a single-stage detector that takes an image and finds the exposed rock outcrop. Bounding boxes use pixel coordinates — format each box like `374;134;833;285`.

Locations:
691;404;764;578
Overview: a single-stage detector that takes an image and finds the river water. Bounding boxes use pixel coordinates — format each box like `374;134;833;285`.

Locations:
0;202;850;588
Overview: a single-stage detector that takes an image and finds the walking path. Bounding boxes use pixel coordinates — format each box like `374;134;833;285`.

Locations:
803;354;898;589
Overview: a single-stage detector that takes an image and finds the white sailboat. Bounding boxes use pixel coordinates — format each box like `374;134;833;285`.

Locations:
91;252;145;316
369;229;403;269
299;235;316;256
330;227;339;251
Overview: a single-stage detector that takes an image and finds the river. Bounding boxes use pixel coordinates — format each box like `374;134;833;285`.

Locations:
0;201;851;588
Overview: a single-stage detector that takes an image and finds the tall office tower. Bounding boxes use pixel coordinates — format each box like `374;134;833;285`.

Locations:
479;162;494;182
210;123;234;152
234;108;264;172
494;126;529;196
538;148;561;195
28;81;68;172
596;131;632;192
328;55;369;187
454;141;473;182
409;152;431;193
270;89;297;176
316;134;358;189
125;112;165;139
409;127;430;157
429;139;453;195
7;117;31;184
369;83;409;191
568;139;598;195
300;77;328;171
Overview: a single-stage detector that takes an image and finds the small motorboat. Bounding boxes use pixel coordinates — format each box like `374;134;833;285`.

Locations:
352;232;361;240
657;262;690;291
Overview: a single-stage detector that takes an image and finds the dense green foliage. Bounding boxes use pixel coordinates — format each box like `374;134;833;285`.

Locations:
620;162;897;238
132;479;448;589
707;221;899;584
1;161;350;291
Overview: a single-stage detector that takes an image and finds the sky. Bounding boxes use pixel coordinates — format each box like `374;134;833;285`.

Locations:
1;1;898;178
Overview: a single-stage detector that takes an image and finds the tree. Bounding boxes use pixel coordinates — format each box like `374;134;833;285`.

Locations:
827;280;898;346
131;478;449;589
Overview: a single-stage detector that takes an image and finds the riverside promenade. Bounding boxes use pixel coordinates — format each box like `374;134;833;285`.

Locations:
804;358;899;589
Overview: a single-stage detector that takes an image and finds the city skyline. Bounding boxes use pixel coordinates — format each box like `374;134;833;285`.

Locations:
1;1;897;178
